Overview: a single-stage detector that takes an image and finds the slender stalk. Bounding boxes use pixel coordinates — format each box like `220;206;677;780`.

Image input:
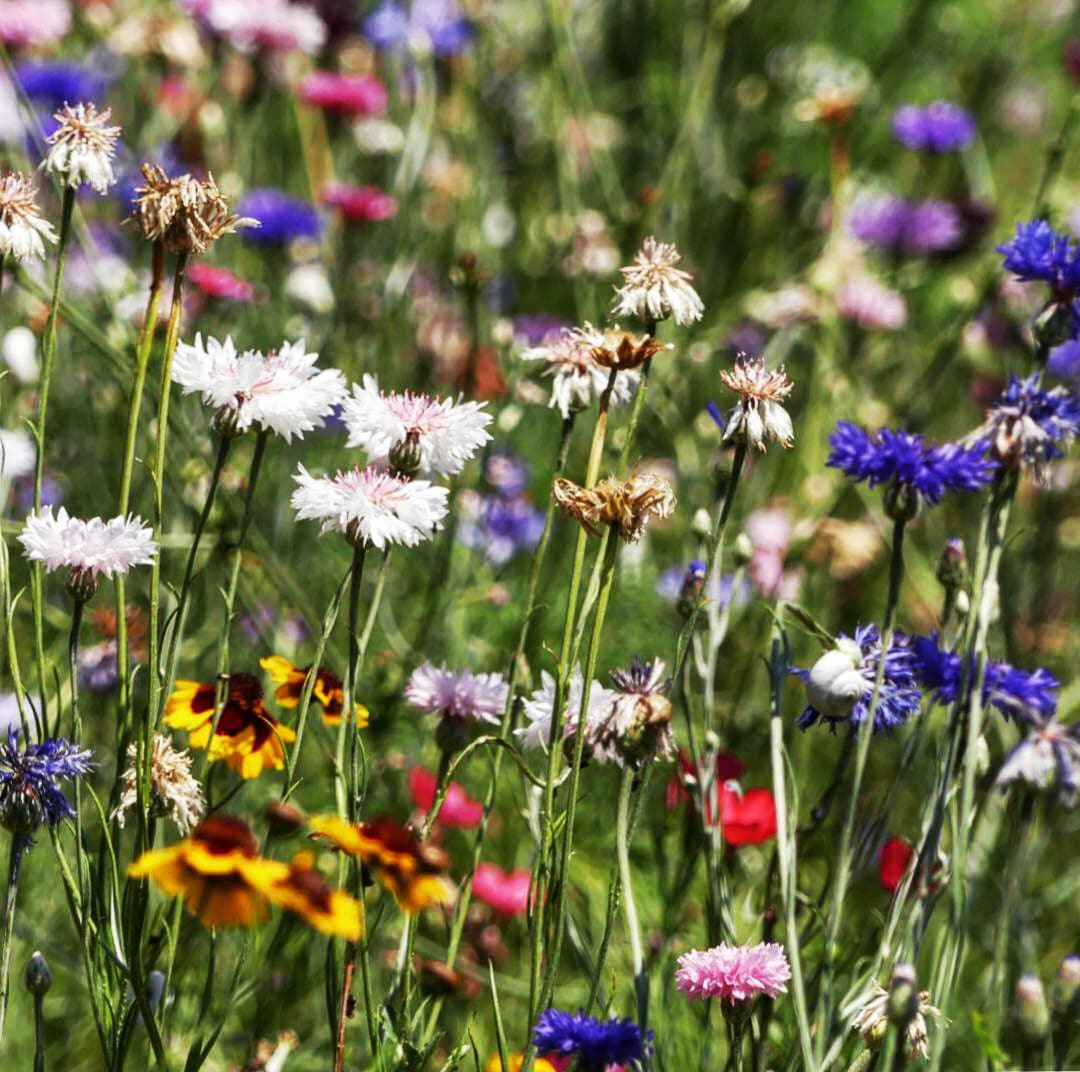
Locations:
615;768;648;1046
29;187;76;733
32;985;45;1072
0;835;27;1040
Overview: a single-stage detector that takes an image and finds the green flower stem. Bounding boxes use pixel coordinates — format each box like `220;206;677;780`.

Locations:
0;835;26;1040
29;186;75;734
814;516;907;1062
67;598;87;917
32;986;44;1072
115;241;166;730
614;766;649;1048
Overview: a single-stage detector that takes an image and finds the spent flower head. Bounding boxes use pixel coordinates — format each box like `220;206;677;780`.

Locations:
0;173;57;263
517;668;619;762
595;657;675;767
112;734;205;834
553;470;675;542
0;727;93;841
675;942;791;1003
43;102;121;194
852;983;941;1061
995;717;1080;807
611;236;704;327
717;355;795;452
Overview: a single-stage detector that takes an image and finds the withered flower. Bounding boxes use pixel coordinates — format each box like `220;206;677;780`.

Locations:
589;327;672;371
554;470;675;542
718;355;795;453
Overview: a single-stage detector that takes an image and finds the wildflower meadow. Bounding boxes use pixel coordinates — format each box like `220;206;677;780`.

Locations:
1;1;1079;1069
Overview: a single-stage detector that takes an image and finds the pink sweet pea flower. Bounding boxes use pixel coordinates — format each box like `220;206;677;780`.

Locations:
298;72;388;116
408;766;484;828
472;862;533;916
321;182;399;223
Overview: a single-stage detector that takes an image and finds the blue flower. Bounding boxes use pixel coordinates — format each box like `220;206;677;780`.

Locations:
892;101;975;152
827;422;996;507
13;61;110;110
997;220;1080;297
363;0;472;56
0;727;94;841
235;189;321;244
850;196;962;255
911;634;1059;725
796;625;922;734
457;493;544;565
533;1008;647;1070
972;373;1080;479
1049;338;1080;387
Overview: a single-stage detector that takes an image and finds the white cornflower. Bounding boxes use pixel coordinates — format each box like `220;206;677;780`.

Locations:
172;334;346;441
611;236;704;327
516;667;619;762
718;355;795;453
0;173;57;263
341;374;492;478
996;718;1080;807
43;103;121;194
851;984;941;1062
112;734;205;834
291;464;449;550
405;662;508;726
594;657;675;767
520;324;639;420
0;428;35;481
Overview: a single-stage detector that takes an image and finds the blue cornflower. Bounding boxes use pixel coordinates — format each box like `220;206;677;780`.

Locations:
828;421;996;517
971;373;1080;480
1048;338;1080;387
911;634;1059;725
796;625;922;734
363;0;472;56
997;220;1080;298
892;101;975;152
457;493;544;565
13;60;111;110
235;189;321;244
0;727;93;841
533;1008;647;1070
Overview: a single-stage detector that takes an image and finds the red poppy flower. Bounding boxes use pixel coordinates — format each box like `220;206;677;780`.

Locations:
408;766;484;829
879;836;915;895
718;785;777;846
472;862;533;917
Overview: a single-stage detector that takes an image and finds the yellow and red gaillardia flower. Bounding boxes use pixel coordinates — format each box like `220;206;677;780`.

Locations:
250;850;362;940
259;655;369;728
164;672;296;779
309;815;454;912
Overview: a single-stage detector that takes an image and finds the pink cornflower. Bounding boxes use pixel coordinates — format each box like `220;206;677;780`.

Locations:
408;766;484;828
472;862;533;916
298;72;388;116
183;0;326;54
836;274;907;330
321;183;399;223
675;942;791;1003
186;263;255;303
405;662;508;725
0;0;70;46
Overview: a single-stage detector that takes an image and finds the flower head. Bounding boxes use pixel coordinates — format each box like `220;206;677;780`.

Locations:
341;374;492;477
996;718;1080;807
520;325;640;419
235;188;321;244
997;220;1080;299
13;60;106;110
850;195;963;255
532;1008;646;1071
112;734;205;834
517;668;618;761
131;165;258;253
828;422;996;516
852;983;940;1061
595;657;675;767
472;862;533;916
405;662;508;725
43;103;121;194
363;0;472;57
675;942;791;1002
172;334;346;441
717;355;795;452
0;428;35;481
0;728;93;840
407;766;484;828
298;71;387;116
0;173;57;263
836;274;907;330
321;183;399;223
892;101;975;152
186;263;254;303
248;851;362;939
260;655;367;728
457;491;545;565
291;465;449;549
0;0;71;46
611;236;704;326
796;626;922;734
183;0;326;54
969;373;1080;481
554;470;675;542
164;674;296;780
589;327;672;371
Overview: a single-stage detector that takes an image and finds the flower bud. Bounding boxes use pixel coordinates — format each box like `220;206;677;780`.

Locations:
1;781;44;837
1052;955;1080;1022
676;560;707;619
388;432;423;479
1014;973;1050;1044
264;801;306;838
24;951;52;996
936;537;967;590
65;565;99;604
1034;300;1075;352
883;477;920;524
888;963;919;1027
692;508;712;539
805;639;865;718
732;532;754;568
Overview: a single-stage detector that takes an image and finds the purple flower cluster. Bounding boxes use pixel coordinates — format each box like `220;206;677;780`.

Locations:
0;727;94;841
850;195;963;255
828;422;997;505
911;634;1059;725
997;220;1080;298
14;60;111;110
236;188;322;244
457;452;544;565
533;1008;647;1070
363;0;472;56
892;101;975;152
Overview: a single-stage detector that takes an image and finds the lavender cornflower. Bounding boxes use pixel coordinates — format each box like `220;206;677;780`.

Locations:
532;1008;647;1071
457;491;544;565
969;373;1080;481
905;201;964;254
828;421;996;519
363;0;472;56
910;634;1059;725
892;101;975;152
996;717;1080;807
850;196;962;255
405;663;508;727
796;625;922;734
235;188;321;244
849;194;909;248
0;728;93;840
1048;338;1080;388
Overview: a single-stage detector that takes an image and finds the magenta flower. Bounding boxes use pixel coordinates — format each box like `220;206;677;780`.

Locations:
472;862;533;916
675;942;791;1003
321;182;399;223
407;766;484;828
298;72;387;116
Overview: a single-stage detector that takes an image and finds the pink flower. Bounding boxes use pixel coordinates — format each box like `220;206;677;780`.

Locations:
299;72;388;116
836;275;907;330
675;942;791;1003
0;0;70;46
187;263;255;303
322;183;399;223
408;766;484;828
472;862;533;916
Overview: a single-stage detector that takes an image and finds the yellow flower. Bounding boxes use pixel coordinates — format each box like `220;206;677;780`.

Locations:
165;673;296;780
484;1056;559;1072
260;655;369;728
310;815;454;913
249;851;362;940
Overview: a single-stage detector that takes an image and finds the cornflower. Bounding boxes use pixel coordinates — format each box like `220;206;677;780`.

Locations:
42;103;121;194
0;429;35;482
0;174;57;264
892;101;975;152
0;728;93;841
0;0;70;46
995;717;1080;807
715;355;795;452
405;662;508;726
553;470;675;542
852;982;941;1062
532;1009;647;1071
517;668;618;761
611;235;704;326
675;942;791;1002
594;657;675;767
235;188;321;244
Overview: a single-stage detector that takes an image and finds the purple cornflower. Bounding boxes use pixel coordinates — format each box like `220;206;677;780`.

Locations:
910;634;1059;725
970;373;1080;480
78;640;119;693
850;196;962;254
363;0;471;56
996;717;1080;807
1049;338;1080;387
828;422;996;515
512;314;568;347
533;1008;647;1071
483;452;530;497
997;220;1080;299
850;194;908;248
892;101;975;152
14;60;111;110
0;727;93;841
235;189;321;244
796;625;922;734
905;200;963;253
457;492;544;565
